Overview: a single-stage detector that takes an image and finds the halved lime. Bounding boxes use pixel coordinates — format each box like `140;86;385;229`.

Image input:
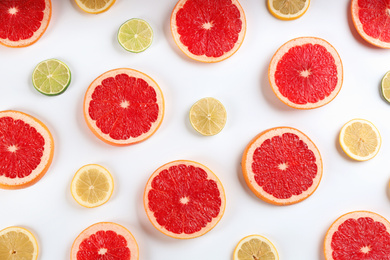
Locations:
381;70;390;103
32;59;71;96
117;18;153;53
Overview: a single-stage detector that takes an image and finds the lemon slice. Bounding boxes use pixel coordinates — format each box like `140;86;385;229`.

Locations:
71;164;114;208
74;0;116;14
189;97;227;136
118;18;153;53
339;119;381;161
268;0;310;20
381;71;390;103
233;234;279;260
0;226;39;260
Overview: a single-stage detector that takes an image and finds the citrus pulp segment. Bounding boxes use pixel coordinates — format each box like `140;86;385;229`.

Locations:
0;226;39;260
0;110;54;189
233;234;279;260
32;59;71;96
339;119;381;161
269;37;343;109
170;0;246;62
268;0;310;20
83;68;164;146
324;211;390;260
74;0;115;14
71;164;114;208
189;97;227;136
381;71;390;103
144;160;226;239
351;0;390;48
118;18;153;53
71;222;139;260
242;127;322;205
0;0;51;47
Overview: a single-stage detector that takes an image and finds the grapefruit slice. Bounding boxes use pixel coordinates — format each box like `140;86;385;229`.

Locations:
0;0;51;47
83;68;164;146
351;0;390;48
71;222;139;260
324;211;390;260
242;127;322;205
144;160;226;239
0;110;54;189
268;0;310;20
233;234;279;260
170;0;246;63
269;37;343;109
0;226;39;260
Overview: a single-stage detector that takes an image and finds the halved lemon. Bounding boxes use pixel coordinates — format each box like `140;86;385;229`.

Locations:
0;226;39;260
71;164;114;208
118;18;153;53
233;234;279;260
381;71;390;103
74;0;116;14
268;0;310;20
339;119;381;161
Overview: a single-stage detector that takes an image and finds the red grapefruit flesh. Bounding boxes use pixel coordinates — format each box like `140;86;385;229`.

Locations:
269;37;343;109
351;0;390;48
144;160;226;239
170;0;246;63
242;127;322;205
83;68;164;146
0;0;51;47
324;211;390;260
71;222;139;260
0;110;54;189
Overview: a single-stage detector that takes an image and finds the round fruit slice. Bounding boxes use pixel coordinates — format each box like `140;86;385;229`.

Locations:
74;0;115;14
118;18;153;53
351;0;390;48
71;222;139;260
382;70;390;103
32;59;71;96
324;211;390;260
268;0;310;20
269;37;343;109
233;234;279;260
189;97;227;136
71;164;114;208
0;226;39;260
170;0;246;63
339;118;381;161
242;127;322;205
0;110;54;189
83;68;164;146
144;160;226;239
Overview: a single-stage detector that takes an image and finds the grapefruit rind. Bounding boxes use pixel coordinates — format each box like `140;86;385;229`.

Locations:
267;0;310;21
143;160;226;239
74;0;116;14
233;234;279;260
269;37;343;109
0;226;39;260
242;127;323;205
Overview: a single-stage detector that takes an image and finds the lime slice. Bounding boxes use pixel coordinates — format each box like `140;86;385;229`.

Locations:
233;234;279;260
381;70;390;103
117;18;153;53
189;97;227;136
32;59;71;96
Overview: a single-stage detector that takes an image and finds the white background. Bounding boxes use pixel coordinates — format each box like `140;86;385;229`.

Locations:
1;0;390;259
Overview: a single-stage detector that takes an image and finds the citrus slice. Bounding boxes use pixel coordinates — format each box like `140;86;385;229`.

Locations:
144;160;226;239
0;110;54;189
118;18;153;53
268;0;310;20
170;0;246;62
324;211;390;260
233;234;279;260
32;59;71;96
74;0;115;14
381;70;390;103
0;226;39;260
269;37;343;109
242;127;323;205
339;119;381;161
189;97;227;136
351;0;390;48
0;0;51;47
71;164;114;208
71;222;139;260
83;68;164;146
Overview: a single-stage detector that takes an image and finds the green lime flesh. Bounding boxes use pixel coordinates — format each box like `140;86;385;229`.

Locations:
117;18;153;53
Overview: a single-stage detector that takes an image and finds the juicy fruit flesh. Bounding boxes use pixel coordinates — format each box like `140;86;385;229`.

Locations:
357;0;390;42
78;0;108;9
0;117;44;179
237;238;276;260
77;230;131;259
252;133;317;199
343;122;378;157
33;60;70;94
272;0;306;15
88;73;159;140
147;164;222;235
382;72;390;101
75;168;111;204
275;43;338;105
175;0;243;58
0;230;36;259
331;217;390;259
0;0;46;42
118;19;153;52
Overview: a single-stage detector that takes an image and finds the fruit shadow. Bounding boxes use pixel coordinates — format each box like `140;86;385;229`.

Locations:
385;177;390;202
334;129;356;162
318;229;327;260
